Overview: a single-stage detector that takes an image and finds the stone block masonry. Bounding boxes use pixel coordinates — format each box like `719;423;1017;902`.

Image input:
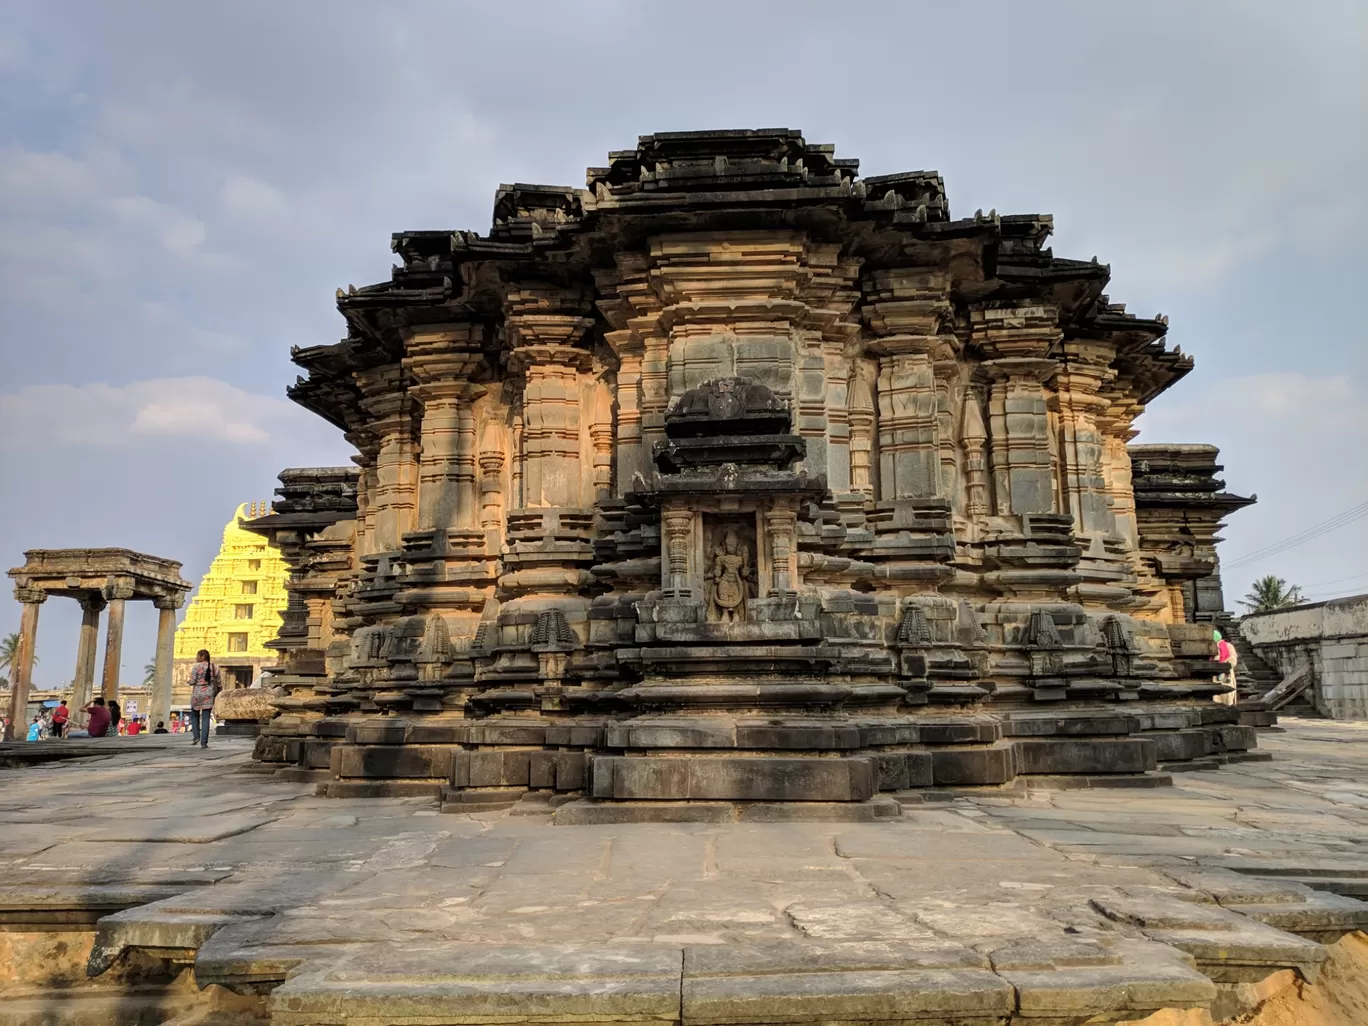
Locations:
1242;594;1368;719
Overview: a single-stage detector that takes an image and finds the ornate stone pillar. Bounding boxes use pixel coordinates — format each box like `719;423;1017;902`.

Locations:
1052;341;1117;538
661;509;695;597
150;595;181;728
70;594;105;725
356;366;419;553
590;379;614;502
506;321;593;509
100;577;133;702
765;505;799;595
604;330;645;495
478;420;507;548
848;358;878;498
873;337;943;501
983;359;1058;515
932;345;962;507
409;371;484;535
970;302;1063;518
3;587;45;741
1099;385;1143;552
960;388;990;518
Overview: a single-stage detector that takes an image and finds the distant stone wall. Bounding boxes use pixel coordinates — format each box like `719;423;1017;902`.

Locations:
1242;595;1368;719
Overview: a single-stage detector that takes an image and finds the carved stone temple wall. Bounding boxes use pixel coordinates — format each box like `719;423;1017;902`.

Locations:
245;130;1261;813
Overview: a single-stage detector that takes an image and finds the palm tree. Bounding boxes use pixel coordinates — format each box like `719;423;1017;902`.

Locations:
143;661;157;686
0;632;37;677
1240;575;1305;614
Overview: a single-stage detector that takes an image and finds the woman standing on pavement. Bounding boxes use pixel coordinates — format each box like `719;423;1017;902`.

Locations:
187;649;221;749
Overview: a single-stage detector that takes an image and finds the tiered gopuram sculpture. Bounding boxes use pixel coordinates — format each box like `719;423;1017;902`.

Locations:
174;502;288;695
245;129;1258;814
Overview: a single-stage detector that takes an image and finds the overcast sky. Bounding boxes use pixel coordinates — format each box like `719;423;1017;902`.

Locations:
1;1;1364;684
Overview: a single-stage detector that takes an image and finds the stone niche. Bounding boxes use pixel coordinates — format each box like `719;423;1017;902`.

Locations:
243;129;1263;814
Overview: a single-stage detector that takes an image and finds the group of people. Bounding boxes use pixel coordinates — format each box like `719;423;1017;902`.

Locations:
15;649;224;747
23;697;171;740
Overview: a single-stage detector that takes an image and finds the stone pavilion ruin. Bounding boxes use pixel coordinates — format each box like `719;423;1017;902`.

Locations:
244;129;1259;814
5;549;190;739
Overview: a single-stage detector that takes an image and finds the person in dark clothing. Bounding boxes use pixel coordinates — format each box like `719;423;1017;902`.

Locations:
107;700;122;737
153;720;169;734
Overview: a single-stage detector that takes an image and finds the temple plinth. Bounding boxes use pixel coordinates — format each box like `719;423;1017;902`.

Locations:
245;129;1258;813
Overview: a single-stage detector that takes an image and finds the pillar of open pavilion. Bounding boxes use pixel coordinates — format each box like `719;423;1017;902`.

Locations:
5;549;191;740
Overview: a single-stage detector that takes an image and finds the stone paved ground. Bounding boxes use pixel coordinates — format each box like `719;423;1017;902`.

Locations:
2;720;1367;1025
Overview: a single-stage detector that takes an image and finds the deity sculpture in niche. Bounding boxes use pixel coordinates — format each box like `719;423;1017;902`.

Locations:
705;528;754;623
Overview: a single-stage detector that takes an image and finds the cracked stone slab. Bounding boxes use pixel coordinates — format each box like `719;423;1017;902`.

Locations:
1091;891;1329;983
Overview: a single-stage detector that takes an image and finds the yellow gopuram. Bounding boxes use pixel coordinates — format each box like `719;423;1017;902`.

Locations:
173;502;288;704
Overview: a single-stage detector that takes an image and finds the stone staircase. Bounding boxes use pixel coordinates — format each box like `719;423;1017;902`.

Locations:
1214;614;1319;717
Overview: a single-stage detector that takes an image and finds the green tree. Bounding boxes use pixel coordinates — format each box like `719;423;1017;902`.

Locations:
0;632;37;677
143;661;157;686
1240;575;1305;614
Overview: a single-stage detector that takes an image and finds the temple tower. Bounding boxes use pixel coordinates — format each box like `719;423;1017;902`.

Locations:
173;502;288;700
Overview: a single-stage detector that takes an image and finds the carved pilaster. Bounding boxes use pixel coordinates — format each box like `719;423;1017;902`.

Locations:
478;421;507;544
961;387;990;518
590;378;614;502
405;333;485;533
848;358;878;498
505;288;594;510
764;504;799;595
872;338;942;501
356;365;419;552
661;509;695;597
1051;341;1117;539
972;302;1064;518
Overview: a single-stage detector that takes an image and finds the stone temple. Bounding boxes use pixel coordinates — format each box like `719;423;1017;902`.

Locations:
245;129;1260;814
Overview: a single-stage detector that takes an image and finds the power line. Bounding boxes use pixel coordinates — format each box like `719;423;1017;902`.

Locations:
1224;501;1368;570
1300;570;1368;589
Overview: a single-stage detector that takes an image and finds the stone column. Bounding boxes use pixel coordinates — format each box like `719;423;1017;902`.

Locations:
1099;386;1143;552
983;359;1058;515
1052;341;1117;539
848;358;878;498
932;347;962;507
478;421;507;549
100;578;133;701
605;330;645;496
661;509;695;597
356;366;419;553
765;504;799;595
150;596;181;728
821;340;852;493
3;587;45;742
970;303;1063;518
961;388;990;518
409;371;483;533
590;379;614;502
70;594;105;726
873;337;942;501
507;332;593;509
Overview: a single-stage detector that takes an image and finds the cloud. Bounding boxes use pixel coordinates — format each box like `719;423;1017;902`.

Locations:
0;377;322;448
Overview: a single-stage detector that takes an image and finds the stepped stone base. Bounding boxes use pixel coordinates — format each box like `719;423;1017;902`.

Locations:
4;724;1368;1026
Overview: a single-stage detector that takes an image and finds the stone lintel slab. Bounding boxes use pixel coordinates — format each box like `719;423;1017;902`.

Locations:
553;798;902;825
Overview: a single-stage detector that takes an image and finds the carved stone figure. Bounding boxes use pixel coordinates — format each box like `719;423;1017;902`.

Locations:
705;530;753;623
